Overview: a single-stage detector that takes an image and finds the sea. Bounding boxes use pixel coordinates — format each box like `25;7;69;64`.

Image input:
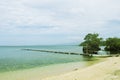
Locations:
0;45;106;72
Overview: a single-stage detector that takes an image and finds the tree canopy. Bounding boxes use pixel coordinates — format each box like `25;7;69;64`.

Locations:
105;37;120;52
80;33;102;55
80;33;120;55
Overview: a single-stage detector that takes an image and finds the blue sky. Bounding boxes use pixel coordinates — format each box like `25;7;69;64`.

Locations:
0;0;120;45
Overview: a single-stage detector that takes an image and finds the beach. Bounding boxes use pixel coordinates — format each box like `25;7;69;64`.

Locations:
0;46;120;80
0;46;105;80
0;57;104;80
42;57;120;80
0;61;97;80
0;57;120;80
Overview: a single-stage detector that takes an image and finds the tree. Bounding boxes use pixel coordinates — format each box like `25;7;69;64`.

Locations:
80;33;102;55
100;40;106;46
105;37;120;53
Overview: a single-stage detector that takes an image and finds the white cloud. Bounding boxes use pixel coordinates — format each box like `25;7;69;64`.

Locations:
0;0;120;45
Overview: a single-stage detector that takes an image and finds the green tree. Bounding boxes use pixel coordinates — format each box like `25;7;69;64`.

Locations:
105;37;120;53
80;33;102;55
100;40;106;46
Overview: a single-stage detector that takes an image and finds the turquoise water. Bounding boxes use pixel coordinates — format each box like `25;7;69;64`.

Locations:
0;45;85;72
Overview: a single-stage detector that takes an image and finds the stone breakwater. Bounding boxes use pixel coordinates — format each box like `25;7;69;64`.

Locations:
22;49;83;55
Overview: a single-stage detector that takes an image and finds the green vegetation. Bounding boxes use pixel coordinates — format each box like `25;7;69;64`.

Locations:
99;40;106;46
105;37;120;53
80;33;102;55
80;33;120;55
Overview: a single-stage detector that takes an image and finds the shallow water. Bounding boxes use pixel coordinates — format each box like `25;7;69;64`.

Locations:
0;45;86;72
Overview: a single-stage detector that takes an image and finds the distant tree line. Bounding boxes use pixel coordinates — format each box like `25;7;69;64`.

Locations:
80;33;120;55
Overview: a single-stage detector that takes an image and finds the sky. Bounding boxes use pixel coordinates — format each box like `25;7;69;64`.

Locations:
0;0;120;45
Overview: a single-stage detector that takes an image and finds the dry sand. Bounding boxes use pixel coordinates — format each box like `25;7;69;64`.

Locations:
42;57;120;80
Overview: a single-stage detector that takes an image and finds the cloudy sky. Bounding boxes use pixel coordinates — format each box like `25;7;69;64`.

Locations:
0;0;120;45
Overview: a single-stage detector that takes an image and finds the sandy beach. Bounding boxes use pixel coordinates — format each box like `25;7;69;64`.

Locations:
0;61;94;80
42;57;120;80
0;57;120;80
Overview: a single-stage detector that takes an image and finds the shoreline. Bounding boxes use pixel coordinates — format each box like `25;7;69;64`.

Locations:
0;58;104;80
42;57;120;80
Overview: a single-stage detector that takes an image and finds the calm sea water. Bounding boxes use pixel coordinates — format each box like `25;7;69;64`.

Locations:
0;45;85;72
